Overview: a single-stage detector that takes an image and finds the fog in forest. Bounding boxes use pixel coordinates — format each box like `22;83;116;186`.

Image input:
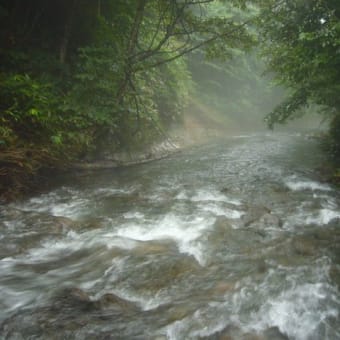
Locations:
175;52;324;143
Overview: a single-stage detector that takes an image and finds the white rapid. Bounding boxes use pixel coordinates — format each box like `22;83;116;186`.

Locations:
0;133;339;339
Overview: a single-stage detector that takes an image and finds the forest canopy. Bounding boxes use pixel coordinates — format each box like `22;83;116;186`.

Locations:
258;0;340;126
257;0;340;164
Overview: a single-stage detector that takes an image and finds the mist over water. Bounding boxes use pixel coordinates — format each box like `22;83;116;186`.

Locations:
185;49;326;144
0;133;339;339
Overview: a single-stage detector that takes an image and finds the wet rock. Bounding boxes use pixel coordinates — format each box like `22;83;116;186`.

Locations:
0;241;26;258
7;214;76;255
214;215;233;227
53;216;79;232
263;327;289;340
270;183;289;194
0;206;23;219
212;281;236;295
122;253;201;293
0;288;140;339
205;324;263;340
205;324;289;340
95;293;138;311
292;236;318;256
53;287;140;314
210;216;234;239
241;205;271;227
53;216;103;232
254;230;267;238
257;259;267;273
2;211;84;236
82;218;104;230
132;240;177;256
262;235;319;267
330;264;340;287
68;287;91;302
54;287;95;312
203;216;267;263
312;223;340;241
100;193;148;213
259;213;283;228
202;323;241;340
167;304;194;322
39;287;137;313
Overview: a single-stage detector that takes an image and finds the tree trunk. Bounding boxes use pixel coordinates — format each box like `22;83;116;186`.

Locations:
59;0;78;64
98;0;101;17
116;0;148;103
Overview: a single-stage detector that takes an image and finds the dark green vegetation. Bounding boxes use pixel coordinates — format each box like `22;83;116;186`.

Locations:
258;0;340;180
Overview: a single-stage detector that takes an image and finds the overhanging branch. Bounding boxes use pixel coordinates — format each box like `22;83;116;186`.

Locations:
138;17;254;71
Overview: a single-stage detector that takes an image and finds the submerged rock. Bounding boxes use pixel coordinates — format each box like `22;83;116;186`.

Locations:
53;287;95;312
240;205;271;227
49;287;140;313
95;293;138;311
211;281;236;295
292;235;319;256
166;304;195;323
205;324;289;340
210;216;234;239
53;216;103;232
262;327;289;340
330;265;340;288
259;213;283;229
132;240;177;256
0;287;140;339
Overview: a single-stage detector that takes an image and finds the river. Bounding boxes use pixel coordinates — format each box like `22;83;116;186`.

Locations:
0;133;339;339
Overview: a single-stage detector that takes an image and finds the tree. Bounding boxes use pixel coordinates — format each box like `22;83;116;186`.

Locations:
257;0;340;128
0;0;258;198
67;0;256;150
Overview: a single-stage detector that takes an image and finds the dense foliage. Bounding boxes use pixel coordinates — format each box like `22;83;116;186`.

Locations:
0;0;255;199
257;0;340;167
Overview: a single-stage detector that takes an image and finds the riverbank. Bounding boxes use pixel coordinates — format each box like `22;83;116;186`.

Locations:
0;120;222;203
0;138;183;203
72;140;180;170
1;129;338;203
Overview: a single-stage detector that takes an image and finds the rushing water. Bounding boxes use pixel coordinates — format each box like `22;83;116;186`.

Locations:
0;133;339;339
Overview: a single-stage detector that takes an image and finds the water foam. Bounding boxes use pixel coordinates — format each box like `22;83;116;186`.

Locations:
251;282;339;339
166;303;230;340
80;257;127;292
306;209;340;225
23;230;85;260
93;187;136;196
284;207;340;228
285;178;332;192
13;189;89;219
123;211;145;219
175;191;189;200
12;185;138;219
115;213;214;265
99;286;171;311
199;203;244;219
191;189;242;206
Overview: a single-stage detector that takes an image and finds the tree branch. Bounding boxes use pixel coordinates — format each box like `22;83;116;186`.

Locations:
139;18;254;70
